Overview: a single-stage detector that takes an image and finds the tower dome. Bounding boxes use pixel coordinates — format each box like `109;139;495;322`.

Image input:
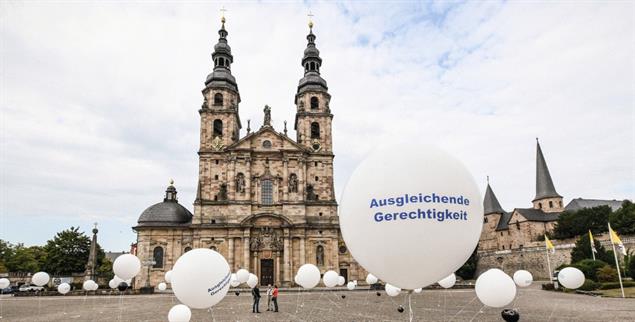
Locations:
136;181;193;227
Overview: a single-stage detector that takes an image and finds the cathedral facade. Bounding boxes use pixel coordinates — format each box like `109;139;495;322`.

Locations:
133;19;364;288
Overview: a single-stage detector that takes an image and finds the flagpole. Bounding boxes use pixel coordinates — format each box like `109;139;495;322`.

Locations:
609;225;625;298
589;231;596;261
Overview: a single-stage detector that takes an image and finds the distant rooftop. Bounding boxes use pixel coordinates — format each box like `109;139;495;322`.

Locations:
565;198;627;212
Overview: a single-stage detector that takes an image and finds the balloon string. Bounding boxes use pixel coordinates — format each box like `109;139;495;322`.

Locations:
408;291;414;322
448;295;477;321
467;304;485;322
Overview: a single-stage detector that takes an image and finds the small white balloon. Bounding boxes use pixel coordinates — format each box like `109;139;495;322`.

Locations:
0;278;10;289
91;281;99;291
385;284;401;297
32;272;50;287
558;267;585;289
513;270;533;288
165;270;173;283
247;273;258;288
236;269;250;284
337;276;346;286
171;248;231;309
168;304;192;322
365;273;378;285
113;254;141;280
230;274;241;287
438;273;456;289
109;279;118;289
414;288;422;293
57;283;71;294
296;264;321;289
346;281;355;290
158;282;167;291
353;280;358;285
475;269;516;308
323;270;339;288
83;280;95;291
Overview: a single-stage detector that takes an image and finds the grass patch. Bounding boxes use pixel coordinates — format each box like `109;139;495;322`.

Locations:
597;287;635;298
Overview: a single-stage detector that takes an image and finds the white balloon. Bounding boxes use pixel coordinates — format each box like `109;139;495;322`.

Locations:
558;267;585;289
236;269;250;284
385;284;401;297
414;288;422;293
337;276;345;286
0;278;9;289
83;280;95;291
296;264;321;289
113;276;124;284
340;145;483;289
353;280;358;285
168;304;192;322
91;281;99;291
346;281;355;290
438;273;456;289
230;274;241;287
322;270;339;288
57;283;71;294
513;270;533;288
165;270;173;283
113;254;141;280
365;273;378;285
294;275;300;285
109;279;118;289
32;272;50;287
171;248;231;309
158;282;167;291
475;269;516;308
247;273;258;288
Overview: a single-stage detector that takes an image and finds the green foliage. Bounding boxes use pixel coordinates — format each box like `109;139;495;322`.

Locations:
552;206;611;239
628;251;635;279
571;259;608;282
610;200;635;235
43;226;100;275
97;257;114;280
578;280;600;291
598;281;635;290
596;266;619;282
5;245;45;273
456;247;478;280
570;234;614;265
0;240;16;273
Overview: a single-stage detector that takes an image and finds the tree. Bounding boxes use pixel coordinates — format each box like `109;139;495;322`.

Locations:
42;226;105;275
571;259;608;282
97;257;114;280
0;240;16;273
596;266;619;282
456;247;478;280
552;206;611;239
610;200;635;235
5;245;45;273
570;234;613;265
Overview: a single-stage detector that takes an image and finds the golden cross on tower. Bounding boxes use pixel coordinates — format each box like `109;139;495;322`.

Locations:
220;6;227;24
308;11;314;29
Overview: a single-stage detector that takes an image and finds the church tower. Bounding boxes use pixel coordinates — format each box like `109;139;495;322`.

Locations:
294;20;333;154
199;16;242;151
532;139;563;212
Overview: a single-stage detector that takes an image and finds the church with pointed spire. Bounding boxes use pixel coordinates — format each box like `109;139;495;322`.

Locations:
132;17;363;288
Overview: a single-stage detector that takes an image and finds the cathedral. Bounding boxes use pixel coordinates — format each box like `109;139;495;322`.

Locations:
132;18;364;288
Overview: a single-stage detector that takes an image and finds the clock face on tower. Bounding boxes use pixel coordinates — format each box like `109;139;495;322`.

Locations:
311;139;321;152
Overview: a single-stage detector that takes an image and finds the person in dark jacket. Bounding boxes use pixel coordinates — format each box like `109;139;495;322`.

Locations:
251;285;261;313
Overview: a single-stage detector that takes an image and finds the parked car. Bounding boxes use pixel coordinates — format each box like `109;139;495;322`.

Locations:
18;284;44;292
1;287;14;294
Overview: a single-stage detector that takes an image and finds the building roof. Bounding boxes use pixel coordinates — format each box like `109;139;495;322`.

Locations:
484;182;506;215
205;19;239;93
495;212;513;231
136;183;193;227
515;208;561;222
565;198;626;212
534;140;562;201
297;25;327;96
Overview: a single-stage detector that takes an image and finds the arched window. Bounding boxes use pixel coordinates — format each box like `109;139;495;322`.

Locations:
153;246;164;268
210;246;217;251
538;202;542;209
213;119;223;137
214;93;223;106
310;122;320;139
261;179;273;205
549;201;553;208
310;97;319;109
316;245;324;266
184;247;191;253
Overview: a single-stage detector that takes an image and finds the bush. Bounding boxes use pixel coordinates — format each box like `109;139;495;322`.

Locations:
596;266;619;282
598;281;635;290
578;280;600;291
571;259;609;281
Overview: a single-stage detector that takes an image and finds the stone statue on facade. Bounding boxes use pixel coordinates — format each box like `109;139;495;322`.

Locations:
235;173;245;193
288;174;298;193
218;184;228;201
263;105;271;126
306;184;317;201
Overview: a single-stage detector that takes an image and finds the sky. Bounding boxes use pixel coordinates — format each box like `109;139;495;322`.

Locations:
1;1;633;252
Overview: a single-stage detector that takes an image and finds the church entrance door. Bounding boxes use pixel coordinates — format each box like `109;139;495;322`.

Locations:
260;259;274;286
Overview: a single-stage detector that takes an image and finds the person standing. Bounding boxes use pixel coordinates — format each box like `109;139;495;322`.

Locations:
272;285;279;312
251;284;261;313
266;284;273;311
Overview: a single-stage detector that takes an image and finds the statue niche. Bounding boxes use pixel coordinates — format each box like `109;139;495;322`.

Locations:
235;173;246;193
249;226;283;252
306;184;317;201
288;173;298;193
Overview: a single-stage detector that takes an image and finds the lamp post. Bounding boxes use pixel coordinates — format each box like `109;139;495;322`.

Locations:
142;260;156;288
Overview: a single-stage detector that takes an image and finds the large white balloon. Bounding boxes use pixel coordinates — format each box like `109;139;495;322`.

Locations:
247;273;258;288
475;269;516;308
414;288;422;293
171;248;231;309
230;274;241;287
158;282;167;291
165;270;173;283
32;272;50;287
513;270;533;288
83;280;95;291
558;267;585;289
236;269;249;284
0;278;9;289
57;283;71;294
385;284;401;297
113;254;141;280
168;304;192;322
346;281;355;290
438;273;456;289
296;264;321;289
340;145;483;289
109;279;118;289
366;273;378;285
337;276;346;286
323;270;339;288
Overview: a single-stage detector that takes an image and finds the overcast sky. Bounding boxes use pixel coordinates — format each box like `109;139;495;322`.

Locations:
1;1;633;252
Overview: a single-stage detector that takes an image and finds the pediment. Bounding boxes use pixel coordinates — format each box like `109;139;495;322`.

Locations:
227;126;308;152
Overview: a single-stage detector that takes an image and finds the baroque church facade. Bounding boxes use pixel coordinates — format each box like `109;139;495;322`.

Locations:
133;18;364;288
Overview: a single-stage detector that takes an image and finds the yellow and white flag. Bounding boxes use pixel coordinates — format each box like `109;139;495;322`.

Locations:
589;230;597;253
545;235;555;254
609;224;626;256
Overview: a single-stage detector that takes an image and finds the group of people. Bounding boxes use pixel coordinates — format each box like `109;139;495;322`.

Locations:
251;284;279;313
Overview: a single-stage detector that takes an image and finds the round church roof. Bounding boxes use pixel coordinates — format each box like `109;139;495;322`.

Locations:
136;182;193;227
